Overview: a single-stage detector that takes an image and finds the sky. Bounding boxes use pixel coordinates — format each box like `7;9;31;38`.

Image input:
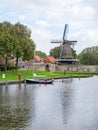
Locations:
0;0;98;55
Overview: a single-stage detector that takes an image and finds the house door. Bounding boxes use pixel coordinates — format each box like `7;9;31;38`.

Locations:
46;64;50;71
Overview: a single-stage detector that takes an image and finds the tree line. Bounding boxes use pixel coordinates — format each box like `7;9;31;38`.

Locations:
0;21;98;69
78;46;98;65
49;45;98;65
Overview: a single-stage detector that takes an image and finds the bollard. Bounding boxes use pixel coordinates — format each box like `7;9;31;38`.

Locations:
18;73;21;80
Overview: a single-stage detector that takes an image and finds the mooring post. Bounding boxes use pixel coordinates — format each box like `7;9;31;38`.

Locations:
39;79;41;86
78;72;80;80
62;76;64;82
24;78;26;87
71;71;73;81
5;80;8;87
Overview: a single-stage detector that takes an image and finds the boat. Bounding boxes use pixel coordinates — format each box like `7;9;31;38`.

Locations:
25;78;54;84
25;49;54;85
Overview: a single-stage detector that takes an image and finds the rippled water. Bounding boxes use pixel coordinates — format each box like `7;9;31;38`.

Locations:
0;76;98;130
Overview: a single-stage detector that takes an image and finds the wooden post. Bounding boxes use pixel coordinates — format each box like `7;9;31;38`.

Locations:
39;79;41;86
5;80;8;87
24;78;26;87
79;72;80;80
62;76;64;82
71;72;73;81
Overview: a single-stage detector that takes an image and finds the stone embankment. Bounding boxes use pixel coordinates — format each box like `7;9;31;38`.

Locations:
25;63;98;72
0;80;24;85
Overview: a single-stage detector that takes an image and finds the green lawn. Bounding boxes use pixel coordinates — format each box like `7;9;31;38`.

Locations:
0;69;97;81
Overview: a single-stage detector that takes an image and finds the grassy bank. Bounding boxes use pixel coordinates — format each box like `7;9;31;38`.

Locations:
0;69;97;82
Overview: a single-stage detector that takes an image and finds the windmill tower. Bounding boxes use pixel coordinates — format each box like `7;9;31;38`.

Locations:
51;24;78;64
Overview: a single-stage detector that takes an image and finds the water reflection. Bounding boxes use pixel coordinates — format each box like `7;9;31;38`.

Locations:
60;79;74;125
0;76;98;130
0;84;36;129
63;76;98;130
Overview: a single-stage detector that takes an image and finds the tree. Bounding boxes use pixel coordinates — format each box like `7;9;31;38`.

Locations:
72;49;77;58
11;22;35;68
0;22;13;70
50;46;61;58
0;21;35;70
78;52;98;65
78;46;98;65
35;50;46;58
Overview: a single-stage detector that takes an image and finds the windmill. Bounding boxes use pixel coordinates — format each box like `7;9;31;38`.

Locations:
51;24;78;64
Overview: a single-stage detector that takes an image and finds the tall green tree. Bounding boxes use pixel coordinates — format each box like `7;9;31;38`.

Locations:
0;22;13;70
0;21;35;70
11;22;35;67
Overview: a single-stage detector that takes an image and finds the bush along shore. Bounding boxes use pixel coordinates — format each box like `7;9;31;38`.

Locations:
0;69;98;84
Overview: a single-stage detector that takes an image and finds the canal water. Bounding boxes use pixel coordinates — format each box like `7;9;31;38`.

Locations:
0;76;98;130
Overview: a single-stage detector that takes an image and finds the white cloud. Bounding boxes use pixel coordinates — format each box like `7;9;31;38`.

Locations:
18;15;26;21
0;0;98;55
29;25;53;54
36;20;49;28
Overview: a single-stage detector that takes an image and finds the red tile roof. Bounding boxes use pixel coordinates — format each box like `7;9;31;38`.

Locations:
35;55;41;62
43;56;56;63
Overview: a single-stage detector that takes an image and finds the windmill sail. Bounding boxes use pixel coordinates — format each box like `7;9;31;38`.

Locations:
63;24;68;42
